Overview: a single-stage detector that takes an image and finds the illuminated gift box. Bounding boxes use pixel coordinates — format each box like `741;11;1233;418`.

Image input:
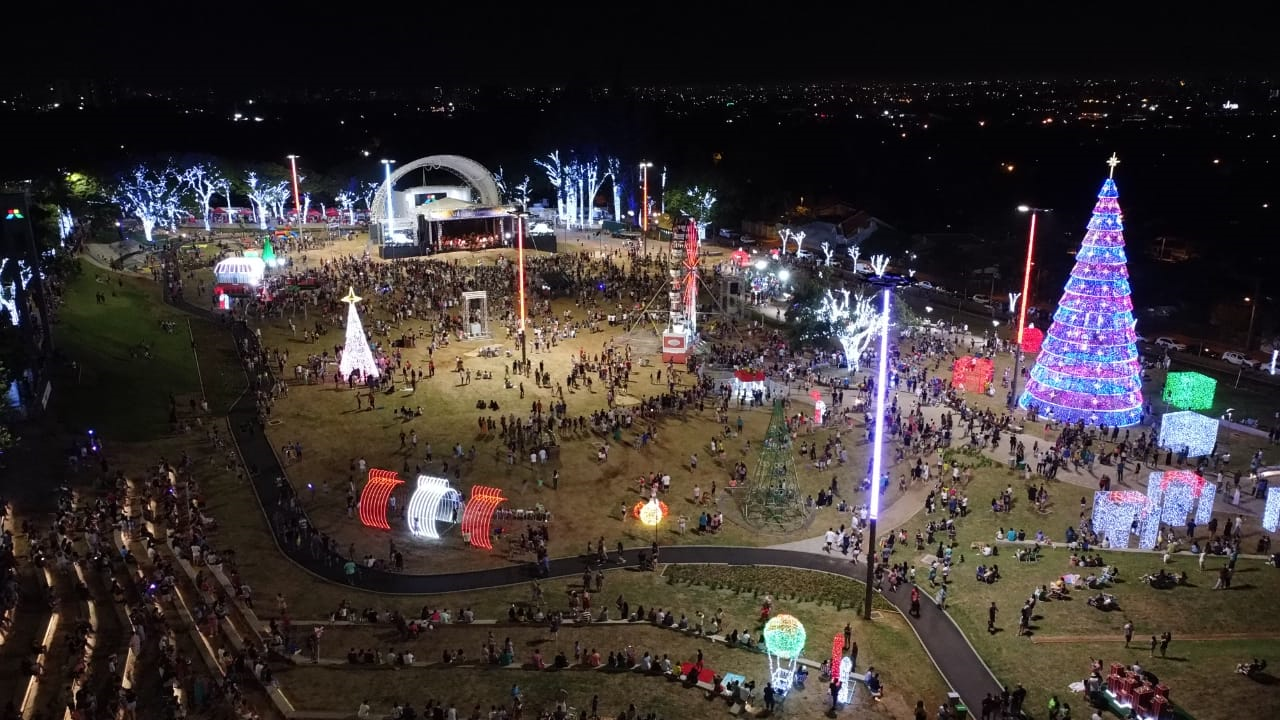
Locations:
1093;490;1159;549
1147;470;1216;526
1020;325;1044;354
951;356;995;392
1157;410;1219;459
1162;371;1216;410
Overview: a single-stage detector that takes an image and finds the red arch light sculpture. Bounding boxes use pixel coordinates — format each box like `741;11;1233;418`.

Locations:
460;485;507;550
359;469;404;531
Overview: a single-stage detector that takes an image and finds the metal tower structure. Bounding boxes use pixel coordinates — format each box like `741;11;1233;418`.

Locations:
661;219;699;361
741;400;809;531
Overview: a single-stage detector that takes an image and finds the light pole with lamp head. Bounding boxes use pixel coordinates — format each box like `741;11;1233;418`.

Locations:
1244;296;1259;352
1010;205;1051;409
861;257;911;619
380;159;396;243
287;155;302;226
639;161;654;255
511;208;530;365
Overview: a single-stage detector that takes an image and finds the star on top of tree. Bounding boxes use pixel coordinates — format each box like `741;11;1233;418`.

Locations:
341;287;362;305
1107;153;1121;178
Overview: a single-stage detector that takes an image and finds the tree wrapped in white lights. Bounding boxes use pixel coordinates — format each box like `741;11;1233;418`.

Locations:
181;163;227;231
821;242;834;266
301;191;312;225
57;207;75;242
779;228;805;256
535;151;567;223
847;245;861;271
687;186;717;236
111;164;182;243
360;181;380;217
820;288;882;373
336;191;358;225
607;157;623;222
869;254;890;277
245;172;272;229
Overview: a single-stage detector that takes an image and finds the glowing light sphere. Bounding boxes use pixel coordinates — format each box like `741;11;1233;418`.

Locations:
762;614;807;659
1157;411;1219;459
1018;174;1144;427
1263;485;1280;533
1162;371;1217;411
763;614;807;697
638;498;666;527
1147;470;1216;527
631;499;669;523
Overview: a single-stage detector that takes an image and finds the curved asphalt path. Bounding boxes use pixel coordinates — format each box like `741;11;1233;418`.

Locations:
171;287;1002;711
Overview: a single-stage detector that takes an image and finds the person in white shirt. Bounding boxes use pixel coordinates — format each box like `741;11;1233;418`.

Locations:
357;701;371;719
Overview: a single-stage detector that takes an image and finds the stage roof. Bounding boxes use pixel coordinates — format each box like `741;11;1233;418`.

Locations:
414;197;511;221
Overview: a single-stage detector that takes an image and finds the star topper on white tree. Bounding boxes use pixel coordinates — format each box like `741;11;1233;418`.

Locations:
338;287;380;380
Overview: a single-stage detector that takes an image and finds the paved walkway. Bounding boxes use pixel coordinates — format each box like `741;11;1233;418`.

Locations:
149;287;1003;711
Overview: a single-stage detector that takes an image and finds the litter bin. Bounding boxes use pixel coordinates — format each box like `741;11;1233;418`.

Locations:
947;691;968;719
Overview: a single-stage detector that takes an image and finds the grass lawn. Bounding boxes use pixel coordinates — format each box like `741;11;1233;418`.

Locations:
52;261;201;439
884;463;1280;720
174;244;928;575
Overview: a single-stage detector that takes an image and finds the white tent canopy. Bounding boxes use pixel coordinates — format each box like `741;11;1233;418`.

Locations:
214;256;267;285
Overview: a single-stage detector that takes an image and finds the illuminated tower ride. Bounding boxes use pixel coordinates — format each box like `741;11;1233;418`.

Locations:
661;219;700;362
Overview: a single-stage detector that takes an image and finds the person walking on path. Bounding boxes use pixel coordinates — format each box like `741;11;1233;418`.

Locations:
935;584;948;610
1123;620;1134;648
988;602;998;634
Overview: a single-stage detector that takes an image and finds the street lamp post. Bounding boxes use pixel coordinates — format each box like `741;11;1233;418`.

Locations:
1245;296;1258;352
380;159;396;243
1010;205;1050;409
287;155;302;226
512;209;530;365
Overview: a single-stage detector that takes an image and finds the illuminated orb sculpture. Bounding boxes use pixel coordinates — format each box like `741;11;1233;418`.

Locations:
1092;490;1158;549
1162;371;1217;411
951;356;994;392
1157;411;1219;459
1018;171;1144;427
460;485;508;550
358;469;404;531
406;475;464;540
1020;325;1044;354
1146;470;1216;527
1264;485;1280;533
633;499;669;524
762;614;807;696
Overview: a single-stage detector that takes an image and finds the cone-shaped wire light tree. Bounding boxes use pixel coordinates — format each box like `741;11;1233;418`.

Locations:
338;287;381;380
1018;154;1144;427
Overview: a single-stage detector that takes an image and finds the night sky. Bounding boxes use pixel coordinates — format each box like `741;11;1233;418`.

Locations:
15;6;1277;85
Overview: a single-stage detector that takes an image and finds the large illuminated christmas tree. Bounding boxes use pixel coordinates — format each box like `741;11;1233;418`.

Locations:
1018;154;1144;427
338;287;380;380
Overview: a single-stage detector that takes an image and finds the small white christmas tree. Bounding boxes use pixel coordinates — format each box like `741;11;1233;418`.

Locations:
339;287;380;380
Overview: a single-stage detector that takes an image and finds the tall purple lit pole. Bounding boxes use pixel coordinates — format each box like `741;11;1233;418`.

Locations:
863;286;892;619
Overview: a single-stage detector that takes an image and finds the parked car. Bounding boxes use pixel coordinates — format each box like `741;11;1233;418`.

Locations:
1221;351;1259;369
1154;337;1187;352
1183;343;1220;359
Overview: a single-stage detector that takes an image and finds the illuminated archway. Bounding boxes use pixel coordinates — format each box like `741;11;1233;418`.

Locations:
369;155;503;223
406;475;464;540
358;469;404;531
460;485;507;549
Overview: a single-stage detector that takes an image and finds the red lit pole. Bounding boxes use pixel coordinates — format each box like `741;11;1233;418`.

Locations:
1009;207;1045;409
287;155;302;225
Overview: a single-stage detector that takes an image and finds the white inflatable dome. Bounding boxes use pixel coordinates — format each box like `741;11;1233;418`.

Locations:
214;256;267;285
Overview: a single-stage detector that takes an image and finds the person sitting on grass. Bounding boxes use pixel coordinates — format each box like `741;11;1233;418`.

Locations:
865;668;884;700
